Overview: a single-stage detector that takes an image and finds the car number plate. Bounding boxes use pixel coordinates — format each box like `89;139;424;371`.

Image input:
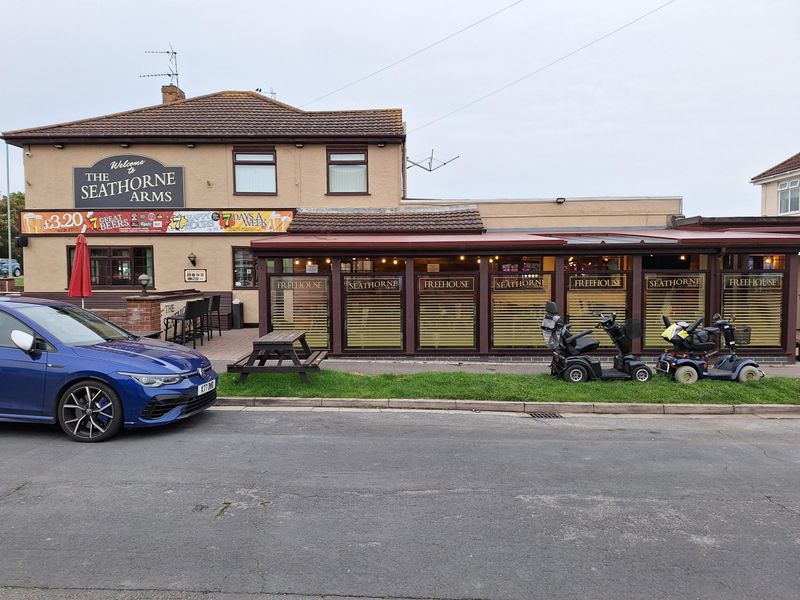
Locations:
198;379;217;395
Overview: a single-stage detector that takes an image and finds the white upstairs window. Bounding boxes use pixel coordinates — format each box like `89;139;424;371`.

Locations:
778;179;800;214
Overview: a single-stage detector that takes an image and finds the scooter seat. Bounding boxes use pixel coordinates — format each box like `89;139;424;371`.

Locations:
575;337;600;353
687;340;715;351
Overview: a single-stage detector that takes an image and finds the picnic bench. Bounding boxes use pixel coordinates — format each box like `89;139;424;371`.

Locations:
227;331;328;384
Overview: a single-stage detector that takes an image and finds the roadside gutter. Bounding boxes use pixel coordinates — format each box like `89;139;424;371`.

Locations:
215;397;800;415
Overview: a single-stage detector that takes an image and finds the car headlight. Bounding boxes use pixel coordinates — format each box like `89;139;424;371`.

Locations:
120;372;185;387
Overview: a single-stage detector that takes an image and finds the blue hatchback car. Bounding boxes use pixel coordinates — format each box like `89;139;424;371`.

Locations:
0;296;218;442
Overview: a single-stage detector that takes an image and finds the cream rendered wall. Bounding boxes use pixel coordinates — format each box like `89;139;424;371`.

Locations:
23;143;404;209
403;198;682;229
21;142;404;324
759;181;779;216
24;235;262;323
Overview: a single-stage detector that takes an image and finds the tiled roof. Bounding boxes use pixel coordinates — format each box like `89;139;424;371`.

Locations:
751;151;800;181
288;205;485;234
2;91;404;141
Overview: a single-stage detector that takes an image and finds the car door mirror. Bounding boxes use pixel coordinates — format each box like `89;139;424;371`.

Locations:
11;330;35;354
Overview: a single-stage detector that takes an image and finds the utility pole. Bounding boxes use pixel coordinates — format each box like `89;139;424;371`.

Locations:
5;143;10;276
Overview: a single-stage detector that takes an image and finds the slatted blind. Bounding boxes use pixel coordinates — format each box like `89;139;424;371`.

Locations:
566;275;627;348
344;276;403;349
491;275;552;348
643;273;706;348
418;276;476;349
722;273;783;347
269;276;330;349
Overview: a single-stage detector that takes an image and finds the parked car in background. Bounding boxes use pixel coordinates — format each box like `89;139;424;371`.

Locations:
0;297;217;442
0;258;22;277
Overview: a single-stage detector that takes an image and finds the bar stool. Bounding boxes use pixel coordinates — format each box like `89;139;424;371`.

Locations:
206;294;223;340
164;299;207;349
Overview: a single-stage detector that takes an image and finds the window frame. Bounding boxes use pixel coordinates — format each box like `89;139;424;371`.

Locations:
0;311;35;349
66;245;155;289
778;179;800;215
232;246;258;289
326;146;369;195
232;147;278;196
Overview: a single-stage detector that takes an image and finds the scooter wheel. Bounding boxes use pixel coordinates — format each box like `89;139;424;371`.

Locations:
563;365;588;384
674;365;699;385
737;365;761;383
632;366;652;383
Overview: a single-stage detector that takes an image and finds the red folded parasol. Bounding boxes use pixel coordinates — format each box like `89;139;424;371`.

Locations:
67;234;92;308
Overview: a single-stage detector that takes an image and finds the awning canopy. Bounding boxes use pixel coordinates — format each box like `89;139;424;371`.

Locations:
251;228;800;254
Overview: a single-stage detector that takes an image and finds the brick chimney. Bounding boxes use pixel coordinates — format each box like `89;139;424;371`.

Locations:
161;84;186;104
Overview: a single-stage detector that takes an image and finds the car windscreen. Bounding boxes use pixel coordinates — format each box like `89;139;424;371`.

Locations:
16;304;131;346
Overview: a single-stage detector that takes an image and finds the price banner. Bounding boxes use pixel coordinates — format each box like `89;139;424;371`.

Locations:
20;209;294;235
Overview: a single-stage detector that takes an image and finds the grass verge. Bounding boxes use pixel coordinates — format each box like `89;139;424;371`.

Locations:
218;370;800;404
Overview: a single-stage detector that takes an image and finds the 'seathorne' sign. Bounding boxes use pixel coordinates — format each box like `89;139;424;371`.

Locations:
74;155;184;209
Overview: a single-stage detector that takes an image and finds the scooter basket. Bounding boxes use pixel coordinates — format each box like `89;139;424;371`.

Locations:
624;320;643;340
734;326;752;345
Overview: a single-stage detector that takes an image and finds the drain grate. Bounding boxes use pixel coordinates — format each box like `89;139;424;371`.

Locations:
530;412;563;419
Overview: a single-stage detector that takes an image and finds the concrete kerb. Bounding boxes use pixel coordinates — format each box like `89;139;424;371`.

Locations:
215;397;800;415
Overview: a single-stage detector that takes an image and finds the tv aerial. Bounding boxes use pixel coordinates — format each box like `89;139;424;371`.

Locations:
139;45;179;86
256;87;277;100
407;149;460;172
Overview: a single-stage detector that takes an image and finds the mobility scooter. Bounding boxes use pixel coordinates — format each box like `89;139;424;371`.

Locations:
657;314;764;384
541;301;652;383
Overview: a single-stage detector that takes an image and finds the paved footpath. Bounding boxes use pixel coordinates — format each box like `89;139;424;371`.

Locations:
1;409;799;600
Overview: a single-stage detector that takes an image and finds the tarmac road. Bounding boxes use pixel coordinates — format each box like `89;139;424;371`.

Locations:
1;408;799;600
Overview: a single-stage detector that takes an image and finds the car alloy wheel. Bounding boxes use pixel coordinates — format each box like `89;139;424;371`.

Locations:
58;381;123;442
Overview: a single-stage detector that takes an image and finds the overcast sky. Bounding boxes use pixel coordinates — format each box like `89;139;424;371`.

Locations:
3;0;799;216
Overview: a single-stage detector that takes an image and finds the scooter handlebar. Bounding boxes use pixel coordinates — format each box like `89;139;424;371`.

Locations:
685;317;704;333
597;312;616;327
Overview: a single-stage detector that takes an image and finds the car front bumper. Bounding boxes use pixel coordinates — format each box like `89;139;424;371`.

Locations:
119;369;219;428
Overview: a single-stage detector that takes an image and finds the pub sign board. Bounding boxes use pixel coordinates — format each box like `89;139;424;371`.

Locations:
74;155;185;209
184;269;207;283
419;277;475;292
344;277;402;293
492;275;546;290
568;274;625;290
646;275;704;289
275;278;328;291
723;274;783;289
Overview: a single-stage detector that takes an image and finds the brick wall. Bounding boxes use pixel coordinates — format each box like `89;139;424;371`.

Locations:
91;309;128;329
125;299;163;332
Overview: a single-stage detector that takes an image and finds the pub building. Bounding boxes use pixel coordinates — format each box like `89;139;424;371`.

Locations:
251;218;800;362
3;85;800;362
